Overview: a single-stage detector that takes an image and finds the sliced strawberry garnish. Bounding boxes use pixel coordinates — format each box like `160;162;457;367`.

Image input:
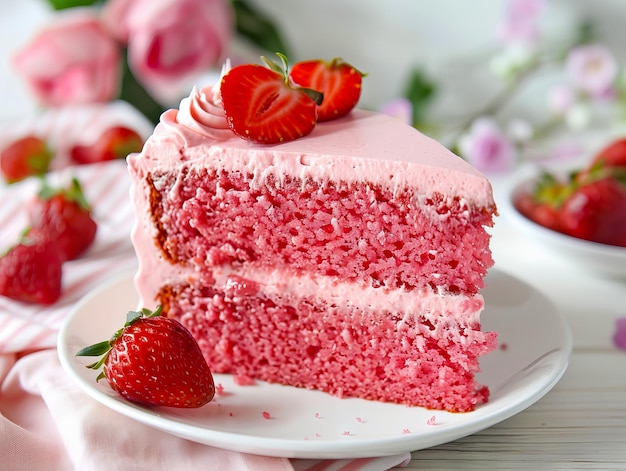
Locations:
290;58;364;122
1;135;52;183
221;54;322;144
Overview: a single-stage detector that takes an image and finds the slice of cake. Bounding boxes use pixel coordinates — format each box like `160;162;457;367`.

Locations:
128;64;498;413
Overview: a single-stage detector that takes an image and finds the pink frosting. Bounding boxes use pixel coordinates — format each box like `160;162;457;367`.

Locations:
139;104;494;205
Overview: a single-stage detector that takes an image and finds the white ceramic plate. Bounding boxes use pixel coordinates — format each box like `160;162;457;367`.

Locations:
501;168;626;279
58;269;571;459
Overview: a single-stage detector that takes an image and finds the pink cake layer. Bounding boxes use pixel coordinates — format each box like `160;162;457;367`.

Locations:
147;169;493;295
158;276;497;413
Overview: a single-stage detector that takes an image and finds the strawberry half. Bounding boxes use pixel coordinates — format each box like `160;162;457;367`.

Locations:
76;306;215;408
1;135;52;183
221;54;323;144
29;178;97;261
0;228;63;305
290;58;364;122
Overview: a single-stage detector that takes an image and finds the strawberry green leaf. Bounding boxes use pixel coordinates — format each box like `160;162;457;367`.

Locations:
76;340;111;358
125;310;143;325
45;0;100;10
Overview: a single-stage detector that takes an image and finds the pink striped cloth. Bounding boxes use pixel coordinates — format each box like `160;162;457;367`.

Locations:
0;160;410;470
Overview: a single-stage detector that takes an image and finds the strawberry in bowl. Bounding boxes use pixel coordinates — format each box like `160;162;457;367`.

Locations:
513;139;626;248
505;137;626;277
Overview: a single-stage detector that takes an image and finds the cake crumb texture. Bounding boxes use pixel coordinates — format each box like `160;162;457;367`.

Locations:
158;280;497;413
148;168;494;295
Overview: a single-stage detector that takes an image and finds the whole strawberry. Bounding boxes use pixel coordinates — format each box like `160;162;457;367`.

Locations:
29;178;97;261
71;126;144;165
221;53;323;144
577;138;626;183
514;172;570;233
559;177;626;247
290;57;365;121
1;135;52;183
0;228;63;305
590;138;626;170
76;307;215;408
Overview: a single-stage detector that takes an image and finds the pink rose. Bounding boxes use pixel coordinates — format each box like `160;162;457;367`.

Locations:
103;0;233;104
13;10;121;107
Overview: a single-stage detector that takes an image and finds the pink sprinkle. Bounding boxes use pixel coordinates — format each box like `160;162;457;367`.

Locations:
342;431;351;436
262;411;271;420
215;383;225;395
402;428;411;435
613;317;626;350
314;412;321;419
356;417;363;423
304;437;309;440
234;374;256;386
427;415;437;426
315;433;321;438
500;342;508;351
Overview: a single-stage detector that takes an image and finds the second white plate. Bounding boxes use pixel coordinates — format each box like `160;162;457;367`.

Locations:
58;268;571;459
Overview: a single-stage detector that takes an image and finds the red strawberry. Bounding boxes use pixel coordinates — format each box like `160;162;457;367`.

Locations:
1;135;52;183
513;190;562;232
0;228;63;305
590;138;626;169
76;307;215;408
559;177;626;247
29;178;97;261
70;126;144;165
290;58;364;122
513;172;572;232
220;54;323;144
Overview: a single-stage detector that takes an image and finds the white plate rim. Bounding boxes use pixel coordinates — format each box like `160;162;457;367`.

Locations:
57;268;572;459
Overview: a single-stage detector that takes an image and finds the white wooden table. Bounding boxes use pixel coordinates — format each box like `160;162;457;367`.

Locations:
399;176;626;469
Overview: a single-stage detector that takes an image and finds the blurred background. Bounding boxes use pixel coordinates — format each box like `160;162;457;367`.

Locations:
3;0;626;169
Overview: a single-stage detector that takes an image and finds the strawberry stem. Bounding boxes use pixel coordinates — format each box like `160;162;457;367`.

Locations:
261;52;289;79
260;53;324;105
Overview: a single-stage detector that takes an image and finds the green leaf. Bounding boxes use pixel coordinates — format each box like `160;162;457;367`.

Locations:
46;0;101;10
76;340;111;357
402;68;436;126
125;310;143;325
232;0;290;56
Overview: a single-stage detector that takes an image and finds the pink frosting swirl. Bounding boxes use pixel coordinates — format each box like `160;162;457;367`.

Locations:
169;61;233;141
176;84;232;140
